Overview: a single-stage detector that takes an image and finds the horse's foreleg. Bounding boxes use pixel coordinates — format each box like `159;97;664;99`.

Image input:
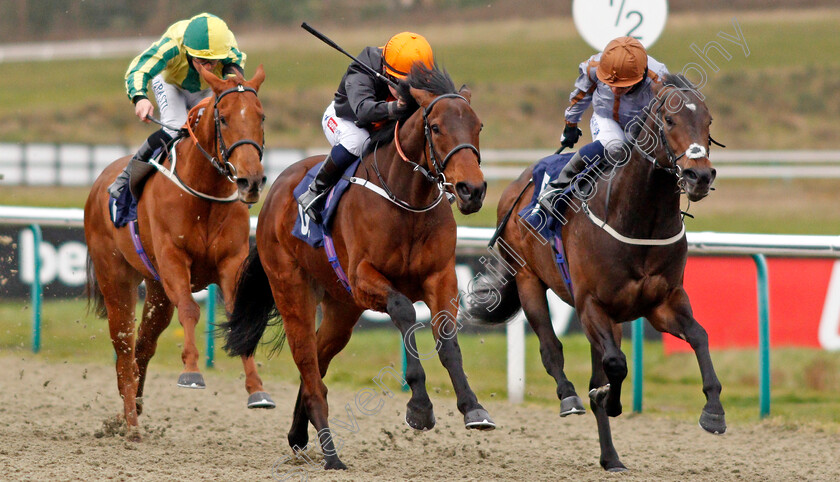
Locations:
353;261;435;431
423;267;495;430
580;298;626;417
517;271;584;416
155;251;203;388
135;279;174;411
648;289;726;434
588;343;626;472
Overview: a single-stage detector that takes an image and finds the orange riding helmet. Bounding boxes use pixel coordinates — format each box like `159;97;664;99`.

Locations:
596;37;648;88
381;32;434;80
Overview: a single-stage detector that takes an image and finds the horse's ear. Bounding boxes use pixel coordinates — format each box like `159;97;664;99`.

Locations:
245;64;266;92
410;86;435;108
459;84;471;104
197;63;226;93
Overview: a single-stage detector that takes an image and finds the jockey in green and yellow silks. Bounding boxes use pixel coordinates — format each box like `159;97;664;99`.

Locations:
109;13;246;199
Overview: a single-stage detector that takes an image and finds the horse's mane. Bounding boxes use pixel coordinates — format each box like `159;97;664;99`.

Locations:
627;73;699;140
364;62;457;156
661;73;696;90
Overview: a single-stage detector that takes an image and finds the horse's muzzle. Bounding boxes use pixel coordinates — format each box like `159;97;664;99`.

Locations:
236;175;267;204
682;167;716;202
455;181;486;214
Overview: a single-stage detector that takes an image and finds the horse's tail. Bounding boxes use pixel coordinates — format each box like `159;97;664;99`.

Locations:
461;257;522;325
84;254;108;319
220;245;285;358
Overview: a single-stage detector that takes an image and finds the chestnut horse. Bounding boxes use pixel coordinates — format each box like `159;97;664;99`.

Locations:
84;65;271;440
223;64;494;470
465;74;726;471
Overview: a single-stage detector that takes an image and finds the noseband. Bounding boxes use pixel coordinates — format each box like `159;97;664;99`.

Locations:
190;84;265;182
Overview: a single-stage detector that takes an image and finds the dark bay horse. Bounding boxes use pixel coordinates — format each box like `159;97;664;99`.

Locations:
465;74;725;471
84;65;271;440
223;64;494;470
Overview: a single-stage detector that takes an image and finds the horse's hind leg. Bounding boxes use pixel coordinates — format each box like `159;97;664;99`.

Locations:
516;271;583;416
587;343;626;472
354;261;435;431
99;273;142;439
647;289;726;434
288;296;363;451
134;278;174;413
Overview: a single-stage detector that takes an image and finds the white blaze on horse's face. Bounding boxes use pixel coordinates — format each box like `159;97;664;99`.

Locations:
685;103;697;111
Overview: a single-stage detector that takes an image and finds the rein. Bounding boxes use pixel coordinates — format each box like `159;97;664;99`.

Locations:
351;92;479;212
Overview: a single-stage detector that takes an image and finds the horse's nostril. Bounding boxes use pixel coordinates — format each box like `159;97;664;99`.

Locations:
682;169;698;182
710;168;717;182
236;178;249;190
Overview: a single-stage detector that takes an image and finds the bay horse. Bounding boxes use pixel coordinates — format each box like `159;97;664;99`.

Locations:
222;63;494;470
84;65;271;441
465;74;725;471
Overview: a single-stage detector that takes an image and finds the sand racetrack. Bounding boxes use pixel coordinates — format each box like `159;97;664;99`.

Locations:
1;355;837;481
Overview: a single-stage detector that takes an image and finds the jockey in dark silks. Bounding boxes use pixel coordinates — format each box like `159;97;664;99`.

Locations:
540;36;670;212
296;32;435;224
109;13;245;198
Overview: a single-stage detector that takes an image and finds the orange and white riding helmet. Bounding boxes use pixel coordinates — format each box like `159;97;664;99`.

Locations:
596;36;648;88
381;32;434;80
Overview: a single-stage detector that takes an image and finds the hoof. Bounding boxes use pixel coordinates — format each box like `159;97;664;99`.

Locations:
324;459;347;470
699;409;727;434
247;391;276;409
559;395;586;417
607;465;628;473
176;372;205;389
405;405;436;431
464;408;496;431
126;426;142;443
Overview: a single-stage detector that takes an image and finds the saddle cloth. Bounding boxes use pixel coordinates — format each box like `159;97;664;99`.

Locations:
291;159;361;248
517;152;576;240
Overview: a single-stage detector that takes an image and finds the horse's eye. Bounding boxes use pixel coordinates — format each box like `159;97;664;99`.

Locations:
219;116;227;126
664;116;674;127
261;114;266;122
479;123;484;132
431;124;440;134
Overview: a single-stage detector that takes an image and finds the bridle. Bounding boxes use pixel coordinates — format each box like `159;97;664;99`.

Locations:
186;84;265;183
367;92;481;212
632;86;725;186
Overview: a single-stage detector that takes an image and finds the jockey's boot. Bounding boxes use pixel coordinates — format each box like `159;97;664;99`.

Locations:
108;129;171;199
296;144;357;224
537;149;590;214
296;154;344;225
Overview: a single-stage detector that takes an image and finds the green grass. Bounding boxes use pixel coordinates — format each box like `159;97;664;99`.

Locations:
3;299;839;432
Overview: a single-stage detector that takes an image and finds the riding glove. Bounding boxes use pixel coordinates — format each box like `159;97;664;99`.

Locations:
560;123;582;149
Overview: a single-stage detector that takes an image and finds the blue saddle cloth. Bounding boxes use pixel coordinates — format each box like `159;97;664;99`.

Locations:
109;184;138;228
292;159;361;248
517;152;575;240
